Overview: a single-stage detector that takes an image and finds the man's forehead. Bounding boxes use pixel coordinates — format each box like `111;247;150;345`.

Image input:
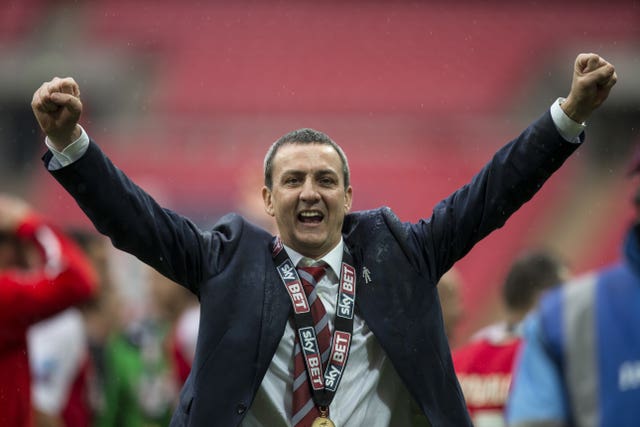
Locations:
273;143;342;167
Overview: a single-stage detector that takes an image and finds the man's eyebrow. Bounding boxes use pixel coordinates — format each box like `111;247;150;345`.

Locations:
314;169;339;176
280;168;338;176
280;169;305;176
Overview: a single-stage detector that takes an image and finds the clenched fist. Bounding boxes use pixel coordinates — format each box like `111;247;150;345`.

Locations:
562;53;617;123
31;77;83;151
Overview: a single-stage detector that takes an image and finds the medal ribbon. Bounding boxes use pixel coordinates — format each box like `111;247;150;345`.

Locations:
271;237;356;409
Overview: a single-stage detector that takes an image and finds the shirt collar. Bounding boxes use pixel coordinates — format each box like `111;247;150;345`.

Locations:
283;238;344;278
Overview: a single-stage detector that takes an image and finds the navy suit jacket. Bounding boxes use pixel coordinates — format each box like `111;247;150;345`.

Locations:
46;111;579;426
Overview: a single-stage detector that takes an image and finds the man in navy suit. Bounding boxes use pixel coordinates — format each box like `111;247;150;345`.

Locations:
31;53;616;426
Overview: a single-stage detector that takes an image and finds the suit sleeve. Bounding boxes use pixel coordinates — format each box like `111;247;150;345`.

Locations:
408;111;580;282
0;214;97;327
43;142;241;295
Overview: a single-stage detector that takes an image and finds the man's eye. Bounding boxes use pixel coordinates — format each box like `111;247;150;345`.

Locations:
284;177;299;185
319;178;336;186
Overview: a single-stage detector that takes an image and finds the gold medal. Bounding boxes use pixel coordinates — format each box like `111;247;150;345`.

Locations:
311;406;335;427
311;416;336;427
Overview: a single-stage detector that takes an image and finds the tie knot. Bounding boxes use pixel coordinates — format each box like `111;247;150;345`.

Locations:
297;260;327;284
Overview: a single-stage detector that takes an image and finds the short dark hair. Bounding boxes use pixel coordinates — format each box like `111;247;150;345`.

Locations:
263;128;350;190
502;249;567;312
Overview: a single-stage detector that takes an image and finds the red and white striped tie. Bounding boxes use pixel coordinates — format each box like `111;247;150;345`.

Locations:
291;262;331;427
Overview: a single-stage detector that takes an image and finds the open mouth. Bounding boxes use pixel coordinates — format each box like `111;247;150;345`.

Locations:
298;210;324;224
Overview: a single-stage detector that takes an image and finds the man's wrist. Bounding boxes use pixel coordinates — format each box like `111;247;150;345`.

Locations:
559;97;588;124
46;125;90;168
551;98;586;143
47;125;82;152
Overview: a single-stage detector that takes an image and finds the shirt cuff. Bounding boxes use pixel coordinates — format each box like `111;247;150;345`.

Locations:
45;125;90;170
550;98;586;144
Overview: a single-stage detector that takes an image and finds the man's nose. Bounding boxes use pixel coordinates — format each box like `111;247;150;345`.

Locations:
300;179;320;202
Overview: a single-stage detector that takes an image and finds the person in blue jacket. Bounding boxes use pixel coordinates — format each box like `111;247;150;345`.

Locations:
507;158;640;427
30;53;615;427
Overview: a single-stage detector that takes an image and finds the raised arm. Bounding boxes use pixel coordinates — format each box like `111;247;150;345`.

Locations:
412;53;616;280
31;78;245;293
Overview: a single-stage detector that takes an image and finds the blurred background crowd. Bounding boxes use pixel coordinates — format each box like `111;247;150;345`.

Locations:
1;1;639;426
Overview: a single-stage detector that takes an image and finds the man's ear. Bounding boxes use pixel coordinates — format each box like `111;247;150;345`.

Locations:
262;186;275;217
344;186;353;213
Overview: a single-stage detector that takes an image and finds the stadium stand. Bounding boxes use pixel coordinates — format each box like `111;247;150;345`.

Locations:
5;1;638;341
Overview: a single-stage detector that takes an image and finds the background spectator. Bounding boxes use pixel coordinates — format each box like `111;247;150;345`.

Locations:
453;249;569;426
0;194;97;427
506;155;640;427
438;267;464;347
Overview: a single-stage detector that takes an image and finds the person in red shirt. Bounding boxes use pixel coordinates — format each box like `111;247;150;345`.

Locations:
0;194;97;427
452;250;569;427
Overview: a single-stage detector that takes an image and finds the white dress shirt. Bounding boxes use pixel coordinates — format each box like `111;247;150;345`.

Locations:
240;240;414;427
